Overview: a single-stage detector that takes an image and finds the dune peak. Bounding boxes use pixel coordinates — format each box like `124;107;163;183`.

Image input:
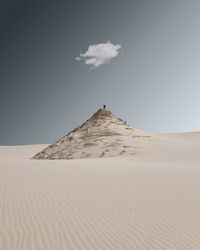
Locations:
32;107;150;160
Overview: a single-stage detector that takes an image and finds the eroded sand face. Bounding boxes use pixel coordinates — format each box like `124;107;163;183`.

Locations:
32;109;153;160
1;133;200;250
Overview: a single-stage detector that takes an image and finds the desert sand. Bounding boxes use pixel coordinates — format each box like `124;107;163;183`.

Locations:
1;131;200;249
32;108;152;160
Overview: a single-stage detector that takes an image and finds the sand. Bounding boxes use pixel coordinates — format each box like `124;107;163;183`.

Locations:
1;133;200;249
32;108;153;160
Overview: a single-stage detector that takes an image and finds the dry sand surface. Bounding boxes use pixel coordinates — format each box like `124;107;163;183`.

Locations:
1;133;200;249
32;108;157;160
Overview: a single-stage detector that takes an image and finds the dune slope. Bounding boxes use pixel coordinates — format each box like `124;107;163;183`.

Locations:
1;134;200;249
32;108;152;160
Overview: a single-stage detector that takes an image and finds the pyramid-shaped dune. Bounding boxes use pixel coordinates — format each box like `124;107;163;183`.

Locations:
33;108;151;159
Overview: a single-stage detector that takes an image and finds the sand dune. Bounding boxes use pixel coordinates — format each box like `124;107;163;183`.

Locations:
0;144;48;159
32;108;153;160
1;133;200;249
32;108;200;161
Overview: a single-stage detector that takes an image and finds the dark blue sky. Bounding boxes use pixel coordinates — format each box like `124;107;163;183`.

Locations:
1;0;200;145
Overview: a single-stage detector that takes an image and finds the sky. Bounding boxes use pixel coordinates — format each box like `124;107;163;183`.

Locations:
1;0;200;145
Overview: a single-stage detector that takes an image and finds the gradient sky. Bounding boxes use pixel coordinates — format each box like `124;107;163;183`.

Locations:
1;0;200;145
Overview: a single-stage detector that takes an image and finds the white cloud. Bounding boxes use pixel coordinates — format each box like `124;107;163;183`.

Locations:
76;41;121;68
75;56;81;61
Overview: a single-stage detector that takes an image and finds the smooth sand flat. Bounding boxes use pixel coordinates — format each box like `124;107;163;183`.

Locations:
1;133;200;249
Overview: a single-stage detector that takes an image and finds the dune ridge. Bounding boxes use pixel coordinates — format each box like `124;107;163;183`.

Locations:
32;108;152;160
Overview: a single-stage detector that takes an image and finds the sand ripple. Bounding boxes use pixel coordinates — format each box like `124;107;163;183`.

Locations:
1;157;200;249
